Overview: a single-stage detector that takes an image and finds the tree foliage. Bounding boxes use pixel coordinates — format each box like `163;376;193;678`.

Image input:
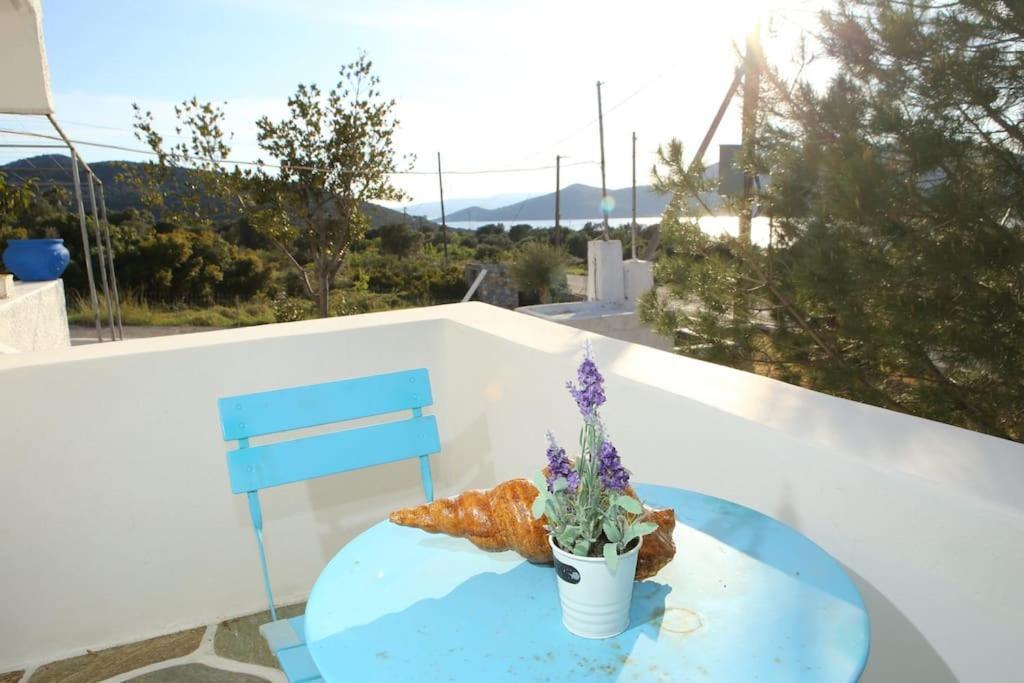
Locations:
127;54;408;317
252;53;410;316
642;0;1024;441
126;98;241;229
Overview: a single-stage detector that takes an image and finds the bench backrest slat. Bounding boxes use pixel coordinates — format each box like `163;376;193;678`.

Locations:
226;415;440;493
218;368;433;441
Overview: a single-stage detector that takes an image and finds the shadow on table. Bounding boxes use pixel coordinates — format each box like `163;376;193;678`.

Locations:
310;561;672;680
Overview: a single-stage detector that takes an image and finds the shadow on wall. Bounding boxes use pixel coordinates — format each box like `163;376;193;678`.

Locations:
304;411;498;568
846;565;957;683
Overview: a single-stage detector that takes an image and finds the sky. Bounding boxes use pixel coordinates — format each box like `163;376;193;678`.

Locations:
0;0;830;209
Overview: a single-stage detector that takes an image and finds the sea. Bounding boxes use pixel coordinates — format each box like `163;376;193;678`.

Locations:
447;216;774;247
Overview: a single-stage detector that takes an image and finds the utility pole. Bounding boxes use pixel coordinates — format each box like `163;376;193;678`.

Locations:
641;66;743;261
631;131;637;260
739;19;761;245
596;80;609;238
555;154;562;248
437;152;448;264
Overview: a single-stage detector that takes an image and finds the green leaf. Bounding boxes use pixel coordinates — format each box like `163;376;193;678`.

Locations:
531;492;547;519
531;472;547;492
615;495;643;514
544;498;562;525
603;542;619;573
573;539;591;556
623;521;658;545
602;519;623;543
551;477;568;493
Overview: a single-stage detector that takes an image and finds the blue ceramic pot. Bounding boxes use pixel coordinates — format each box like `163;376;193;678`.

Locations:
2;239;71;282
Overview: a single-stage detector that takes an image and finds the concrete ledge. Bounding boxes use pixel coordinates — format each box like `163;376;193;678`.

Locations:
0;279;70;353
517;300;672;350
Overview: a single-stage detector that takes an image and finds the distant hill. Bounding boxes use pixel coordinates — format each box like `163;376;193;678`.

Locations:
0;155;432;229
442;164;724;223
402;192;537;219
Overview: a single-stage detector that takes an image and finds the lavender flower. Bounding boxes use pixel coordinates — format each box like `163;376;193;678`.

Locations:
545;432;579;493
566;343;606;420
597;440;630;491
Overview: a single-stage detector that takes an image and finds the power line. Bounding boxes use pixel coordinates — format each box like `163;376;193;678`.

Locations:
514;63;683;164
0;128;597;177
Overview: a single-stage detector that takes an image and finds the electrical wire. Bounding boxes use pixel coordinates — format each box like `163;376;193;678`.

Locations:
0;128;597;177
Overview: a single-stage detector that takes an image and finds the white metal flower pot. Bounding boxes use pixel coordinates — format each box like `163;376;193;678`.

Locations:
549;535;642;639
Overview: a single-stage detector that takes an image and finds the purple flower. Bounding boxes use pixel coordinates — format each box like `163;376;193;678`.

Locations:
566;344;606;420
597;440;630;491
545;432;579;493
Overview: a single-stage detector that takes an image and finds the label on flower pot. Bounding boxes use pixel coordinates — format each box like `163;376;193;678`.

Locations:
554;557;581;584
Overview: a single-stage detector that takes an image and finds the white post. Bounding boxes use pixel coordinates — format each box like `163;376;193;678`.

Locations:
587;240;625;302
623;259;654;302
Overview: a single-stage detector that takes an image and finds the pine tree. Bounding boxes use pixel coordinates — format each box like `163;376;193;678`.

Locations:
642;1;1024;441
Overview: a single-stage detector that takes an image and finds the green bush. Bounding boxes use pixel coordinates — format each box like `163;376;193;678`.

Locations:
116;228;271;304
508;243;566;304
377;223;422;257
350;251;465;305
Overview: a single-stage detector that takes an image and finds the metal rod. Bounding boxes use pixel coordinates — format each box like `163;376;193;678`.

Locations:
87;172;117;339
0;143;68;148
631;131;637;260
692;68;744;174
437;152;448;264
68;149;103;341
597;81;609;238
98;183;124;339
462;268;488;303
46;115;100;178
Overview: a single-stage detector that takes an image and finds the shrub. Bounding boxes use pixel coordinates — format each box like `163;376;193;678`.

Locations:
509;243;566;304
509;224;533;242
378;223;422;257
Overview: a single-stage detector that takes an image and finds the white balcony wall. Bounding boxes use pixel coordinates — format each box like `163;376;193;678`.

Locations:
1;303;1022;682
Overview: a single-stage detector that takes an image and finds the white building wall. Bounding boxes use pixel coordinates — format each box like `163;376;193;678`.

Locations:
0;279;70;353
0;303;1021;682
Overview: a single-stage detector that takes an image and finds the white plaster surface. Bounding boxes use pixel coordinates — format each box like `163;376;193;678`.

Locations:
586;239;625;301
0;302;1022;682
0;279;70;353
622;259;654;302
517;300;672;350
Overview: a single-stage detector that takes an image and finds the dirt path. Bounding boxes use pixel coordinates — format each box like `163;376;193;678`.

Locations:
69;325;225;345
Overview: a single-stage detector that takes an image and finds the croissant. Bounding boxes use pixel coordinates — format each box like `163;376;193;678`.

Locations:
389;478;676;581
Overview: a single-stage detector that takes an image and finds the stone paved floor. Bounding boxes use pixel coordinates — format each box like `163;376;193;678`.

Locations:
1;603;304;683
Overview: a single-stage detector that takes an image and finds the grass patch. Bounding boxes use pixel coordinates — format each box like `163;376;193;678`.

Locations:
67;291;276;328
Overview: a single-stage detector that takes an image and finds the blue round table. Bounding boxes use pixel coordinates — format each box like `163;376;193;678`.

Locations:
305;484;870;681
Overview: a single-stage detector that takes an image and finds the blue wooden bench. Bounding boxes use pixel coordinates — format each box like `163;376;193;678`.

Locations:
217;368;440;683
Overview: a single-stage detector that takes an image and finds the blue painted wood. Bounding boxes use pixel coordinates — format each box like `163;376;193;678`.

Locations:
246;491;277;621
226;415;440;494
260;616;322;682
217;368;442;683
218;368;433;440
304;484;870;683
259;616;305;653
277;645;321;683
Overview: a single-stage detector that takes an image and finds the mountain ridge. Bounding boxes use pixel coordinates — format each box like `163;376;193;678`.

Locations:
0;155;433;229
440;163;723;222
